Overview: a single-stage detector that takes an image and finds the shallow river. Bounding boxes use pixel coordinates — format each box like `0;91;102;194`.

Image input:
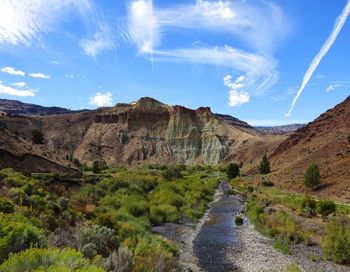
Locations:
193;182;244;271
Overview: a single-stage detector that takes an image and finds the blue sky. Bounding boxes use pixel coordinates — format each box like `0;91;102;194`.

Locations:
0;0;349;126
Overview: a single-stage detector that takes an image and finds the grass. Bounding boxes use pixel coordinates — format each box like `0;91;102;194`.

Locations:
259;186;350;216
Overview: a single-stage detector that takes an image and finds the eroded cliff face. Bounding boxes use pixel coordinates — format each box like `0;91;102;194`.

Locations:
74;97;256;166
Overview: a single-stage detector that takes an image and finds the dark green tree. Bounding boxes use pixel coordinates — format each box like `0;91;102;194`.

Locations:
259;154;270;174
31;129;44;144
226;163;240;179
303;164;321;189
92;161;100;174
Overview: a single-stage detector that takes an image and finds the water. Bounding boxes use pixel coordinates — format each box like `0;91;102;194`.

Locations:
193;182;245;272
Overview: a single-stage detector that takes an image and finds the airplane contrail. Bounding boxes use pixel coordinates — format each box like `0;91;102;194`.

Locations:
285;0;350;117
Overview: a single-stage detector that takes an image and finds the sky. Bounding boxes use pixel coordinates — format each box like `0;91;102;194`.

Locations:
0;0;349;126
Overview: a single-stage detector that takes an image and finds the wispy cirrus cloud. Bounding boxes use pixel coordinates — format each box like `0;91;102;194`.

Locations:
80;25;116;58
89;92;113;107
1;66;25;76
124;0;288;106
326;84;342;92
286;0;350;117
0;0;94;46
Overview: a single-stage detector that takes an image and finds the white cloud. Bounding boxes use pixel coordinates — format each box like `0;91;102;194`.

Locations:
89;92;113;107
1;66;25;76
10;82;27;88
29;73;50;79
124;0;286;104
286;0;350;117
0;0;94;45
154;46;278;98
65;74;74;79
80;25;115;57
126;0;288;52
154;0;287;51
51;60;60;65
0;83;36;97
224;74;250;106
127;0;159;54
326;84;343;92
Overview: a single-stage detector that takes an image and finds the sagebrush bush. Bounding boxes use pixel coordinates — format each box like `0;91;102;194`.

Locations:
321;216;350;264
102;247;134;272
0;247;103;272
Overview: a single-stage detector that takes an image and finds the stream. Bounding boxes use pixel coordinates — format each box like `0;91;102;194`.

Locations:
193;182;244;271
191;182;349;272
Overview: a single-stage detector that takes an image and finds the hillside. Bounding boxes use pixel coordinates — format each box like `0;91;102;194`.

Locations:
0;97;285;167
0;99;74;116
0;128;79;174
269;96;350;202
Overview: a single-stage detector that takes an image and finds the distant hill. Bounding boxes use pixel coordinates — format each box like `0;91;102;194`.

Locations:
254;124;305;134
0;99;75;116
270;96;350;202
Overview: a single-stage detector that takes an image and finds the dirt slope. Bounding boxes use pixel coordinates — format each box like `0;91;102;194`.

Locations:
270;96;350;202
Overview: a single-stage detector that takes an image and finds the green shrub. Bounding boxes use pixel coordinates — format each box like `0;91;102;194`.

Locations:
226;163;240;179
283;263;301;272
317;199;336;217
273;237;291;254
303;164;320;189
300;196;316;217
0;247;103;272
150;204;180;225
31;129;44;144
259;154;270;174
261;179;274;187
0;198;14;214
0;213;46;262
162;167;183;180
92;161;100;174
235;216;244;226
321;216;350;264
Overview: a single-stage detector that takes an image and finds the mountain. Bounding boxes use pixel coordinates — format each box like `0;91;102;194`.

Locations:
0;99;74;116
254;124;305;134
269;96;350;202
0;97;285;168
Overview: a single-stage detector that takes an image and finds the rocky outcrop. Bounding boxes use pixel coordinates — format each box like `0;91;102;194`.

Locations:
73;97;259;166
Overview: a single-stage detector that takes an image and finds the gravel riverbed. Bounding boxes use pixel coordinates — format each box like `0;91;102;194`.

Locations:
153;182;350;272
